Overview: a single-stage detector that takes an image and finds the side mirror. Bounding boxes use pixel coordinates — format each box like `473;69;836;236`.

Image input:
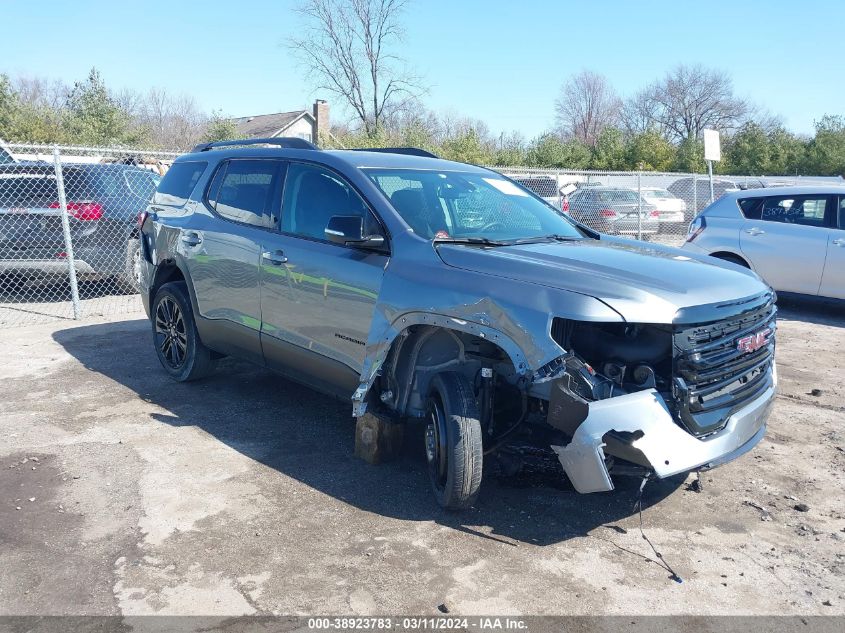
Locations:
325;215;385;249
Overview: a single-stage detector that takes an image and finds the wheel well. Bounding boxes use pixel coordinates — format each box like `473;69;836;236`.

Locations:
381;325;516;417
710;251;750;268
150;261;185;304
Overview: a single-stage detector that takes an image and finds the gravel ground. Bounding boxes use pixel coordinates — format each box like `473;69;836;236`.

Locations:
0;295;843;617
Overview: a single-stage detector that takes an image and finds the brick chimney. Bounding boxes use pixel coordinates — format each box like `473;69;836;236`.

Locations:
313;99;329;144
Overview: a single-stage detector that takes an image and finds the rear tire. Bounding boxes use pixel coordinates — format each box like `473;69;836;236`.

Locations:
115;238;142;294
424;372;483;510
151;281;215;382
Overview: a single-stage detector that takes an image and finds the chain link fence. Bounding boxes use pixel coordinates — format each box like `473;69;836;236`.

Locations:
495;167;840;247
1;141;840;326
0;143;176;326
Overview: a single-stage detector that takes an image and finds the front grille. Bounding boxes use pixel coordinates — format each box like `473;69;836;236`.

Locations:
673;294;776;436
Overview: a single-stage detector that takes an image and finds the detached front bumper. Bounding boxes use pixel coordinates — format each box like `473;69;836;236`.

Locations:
550;363;776;493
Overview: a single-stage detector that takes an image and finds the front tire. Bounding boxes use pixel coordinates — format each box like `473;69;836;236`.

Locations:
425;372;483;510
152;281;215;382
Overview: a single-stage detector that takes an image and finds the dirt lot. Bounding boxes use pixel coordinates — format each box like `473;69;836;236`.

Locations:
1;296;843;617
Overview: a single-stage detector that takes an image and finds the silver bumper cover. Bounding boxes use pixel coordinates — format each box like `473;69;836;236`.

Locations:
552;363;777;493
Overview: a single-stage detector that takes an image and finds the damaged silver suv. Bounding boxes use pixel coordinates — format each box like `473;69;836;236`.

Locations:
139;138;777;509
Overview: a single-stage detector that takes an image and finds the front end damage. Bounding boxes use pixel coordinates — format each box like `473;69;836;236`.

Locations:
542;293;777;493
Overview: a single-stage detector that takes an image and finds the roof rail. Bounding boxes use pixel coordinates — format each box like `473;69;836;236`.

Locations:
190;137;320;153
350;147;438;159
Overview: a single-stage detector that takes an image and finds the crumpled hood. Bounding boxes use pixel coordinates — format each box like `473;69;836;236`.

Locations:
436;237;769;323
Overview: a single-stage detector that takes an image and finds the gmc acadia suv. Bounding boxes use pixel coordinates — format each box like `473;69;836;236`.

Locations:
139;138;777;509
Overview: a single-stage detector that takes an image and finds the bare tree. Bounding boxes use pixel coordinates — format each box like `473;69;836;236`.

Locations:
641;64;748;142
554;71;621;146
620;88;665;137
117;88;207;149
288;0;423;134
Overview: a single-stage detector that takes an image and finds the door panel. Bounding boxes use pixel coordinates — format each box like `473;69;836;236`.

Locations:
739;195;832;294
182;159;284;361
260;237;386;392
258;162;387;392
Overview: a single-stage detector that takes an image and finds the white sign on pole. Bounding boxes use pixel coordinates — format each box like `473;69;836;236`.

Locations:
703;129;721;162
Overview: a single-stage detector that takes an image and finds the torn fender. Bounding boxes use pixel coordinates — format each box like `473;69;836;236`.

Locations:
551;363;776;493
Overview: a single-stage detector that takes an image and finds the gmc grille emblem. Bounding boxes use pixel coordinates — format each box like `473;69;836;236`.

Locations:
737;327;771;354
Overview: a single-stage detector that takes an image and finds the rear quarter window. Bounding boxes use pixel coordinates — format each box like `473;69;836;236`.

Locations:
154;161;207;206
738;197;762;219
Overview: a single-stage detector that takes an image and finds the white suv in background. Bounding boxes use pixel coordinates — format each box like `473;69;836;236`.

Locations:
683;186;845;299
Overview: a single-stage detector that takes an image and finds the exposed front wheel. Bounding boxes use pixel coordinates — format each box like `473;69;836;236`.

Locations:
425;372;483;510
152;281;215;382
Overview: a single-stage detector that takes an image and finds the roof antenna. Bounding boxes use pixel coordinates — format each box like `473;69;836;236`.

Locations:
634;475;683;584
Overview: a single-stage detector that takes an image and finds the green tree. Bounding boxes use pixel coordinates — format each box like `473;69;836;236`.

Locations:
766;127;806;175
63;68;138;145
440;128;491;165
525;134;590;168
803;115;845;176
722;122;770;175
490;132;526;166
625;130;675;171
202;111;239;142
674;137;704;172
589;127;626;170
0;74;15;138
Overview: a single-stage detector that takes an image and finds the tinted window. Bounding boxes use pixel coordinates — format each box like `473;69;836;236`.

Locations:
738;197;763;219
760;195;830;227
514;177;558;197
123;170;160;200
282;163;375;241
839;197;845;230
155;161;207;206
0;173;58;206
207;159;283;229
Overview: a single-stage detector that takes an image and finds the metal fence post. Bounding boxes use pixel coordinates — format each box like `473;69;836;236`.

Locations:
692;174;698;214
708;160;715;204
636;170;642;240
53;146;81;319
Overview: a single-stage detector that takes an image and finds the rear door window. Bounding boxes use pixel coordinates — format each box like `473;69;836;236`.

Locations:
154;161;207;206
759;195;832;227
206;159;284;229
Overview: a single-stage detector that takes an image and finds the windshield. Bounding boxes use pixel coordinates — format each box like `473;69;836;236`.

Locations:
366;169;583;241
644;189;672;199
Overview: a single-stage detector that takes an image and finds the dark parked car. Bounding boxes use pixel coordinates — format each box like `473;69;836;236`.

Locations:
0;163;160;290
567;186;659;236
667;177;770;218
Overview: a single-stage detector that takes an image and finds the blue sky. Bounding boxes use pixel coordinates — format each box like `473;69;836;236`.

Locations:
2;0;840;138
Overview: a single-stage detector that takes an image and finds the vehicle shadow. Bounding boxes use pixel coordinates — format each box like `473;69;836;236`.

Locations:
776;293;844;329
53;319;685;547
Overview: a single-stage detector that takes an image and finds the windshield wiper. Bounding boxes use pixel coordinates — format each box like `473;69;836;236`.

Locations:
432;236;511;246
507;234;583;245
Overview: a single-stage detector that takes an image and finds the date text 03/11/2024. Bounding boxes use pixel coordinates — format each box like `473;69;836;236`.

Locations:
306;617;529;630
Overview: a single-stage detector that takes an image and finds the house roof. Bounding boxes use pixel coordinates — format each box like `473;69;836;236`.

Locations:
232;110;313;138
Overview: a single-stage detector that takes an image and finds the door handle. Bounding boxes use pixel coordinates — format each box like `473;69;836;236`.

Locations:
262;250;288;264
745;228;765;236
181;231;203;246
833;238;845;247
